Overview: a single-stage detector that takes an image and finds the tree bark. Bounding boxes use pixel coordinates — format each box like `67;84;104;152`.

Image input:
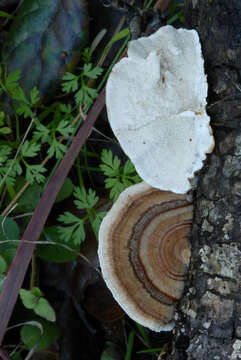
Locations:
171;1;241;359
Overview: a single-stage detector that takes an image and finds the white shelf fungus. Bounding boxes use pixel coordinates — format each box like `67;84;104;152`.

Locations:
106;25;214;194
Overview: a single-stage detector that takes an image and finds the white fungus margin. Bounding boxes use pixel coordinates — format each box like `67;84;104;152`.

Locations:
106;25;214;194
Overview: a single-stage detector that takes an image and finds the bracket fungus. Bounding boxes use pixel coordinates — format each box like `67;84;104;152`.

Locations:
98;182;193;332
106;25;214;194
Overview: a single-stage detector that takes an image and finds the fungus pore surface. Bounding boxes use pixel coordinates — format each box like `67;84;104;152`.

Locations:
106;25;214;194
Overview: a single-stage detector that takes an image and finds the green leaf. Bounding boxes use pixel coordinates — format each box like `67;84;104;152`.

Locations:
19;289;36;310
135;322;151;347
59;103;72;114
123;160;135;175
109;182;126;201
21;140;41;158
34;297;56;322
55;177;74;203
11;351;22;360
2;0;89;102
125;331;135;360
56;120;74;136
74;186;99;210
33;122;50;142
58;222;85;245
92;211;107;238
26;164;46;184
36;226;78;263
82;47;91;63
105;177;118;189
0;255;7;275
100;149;141;201
83;63;103;79
101;351;116;360
0;145;12;164
0;111;4;122
58;211;80;225
31;287;43;298
2;249;16;267
85;86;98;99
74;86;97;106
0;10;14;19
18;183;42;212
100;149;120;175
5;70;21;87
137;347;163;354
48;138;67;159
0;216;19;257
62;72;79;93
30;86;40;105
105;27;130;50
58;212;86;245
21;319;61;351
20;288;56;322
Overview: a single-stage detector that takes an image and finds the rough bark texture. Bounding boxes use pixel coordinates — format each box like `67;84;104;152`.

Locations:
170;1;241;359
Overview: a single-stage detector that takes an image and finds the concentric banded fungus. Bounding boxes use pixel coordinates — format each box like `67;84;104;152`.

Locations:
98;182;193;332
106;25;214;194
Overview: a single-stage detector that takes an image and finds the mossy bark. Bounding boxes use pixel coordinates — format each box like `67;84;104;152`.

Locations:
170;1;241;359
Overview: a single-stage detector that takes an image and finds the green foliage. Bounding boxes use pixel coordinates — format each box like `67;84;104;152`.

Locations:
33;116;75;160
36;226;79;263
55;177;74;203
0;145;15;186
0;255;7;275
137;347;163;354
58;186;106;245
0;67;47;186
20;318;61;351
17;181;42;212
0;10;14;19
0;216;19;269
0;111;11;134
0;68;78;189
62;62;103;107
0;40;104;191
125;331;135;360
167;2;184;24
104;27;130;52
100;149;141;201
19;287;56;322
0;65;40;117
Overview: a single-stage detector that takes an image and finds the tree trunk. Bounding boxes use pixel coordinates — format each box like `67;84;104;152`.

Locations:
170;1;241;359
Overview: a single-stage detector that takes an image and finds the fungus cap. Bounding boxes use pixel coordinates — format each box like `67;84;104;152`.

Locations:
98;182;193;332
106;25;214;194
